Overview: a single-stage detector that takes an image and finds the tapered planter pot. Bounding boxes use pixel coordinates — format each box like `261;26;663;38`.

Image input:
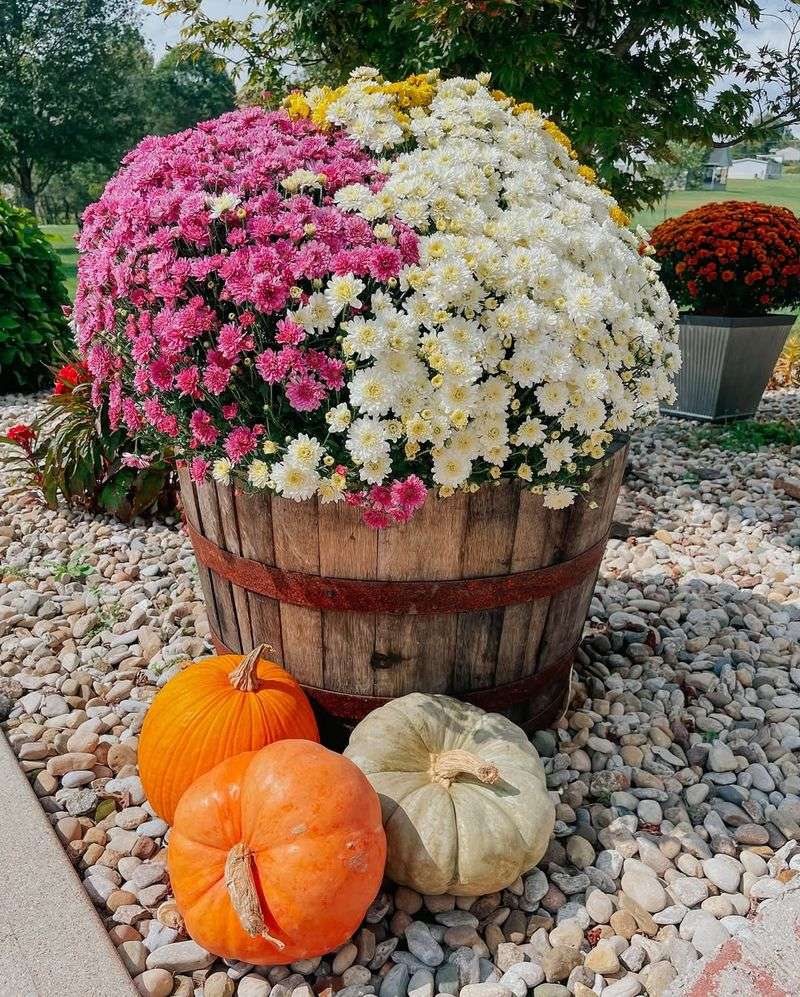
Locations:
661;314;794;422
178;437;627;736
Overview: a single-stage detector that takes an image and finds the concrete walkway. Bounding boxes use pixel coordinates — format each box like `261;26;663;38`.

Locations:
0;731;137;997
666;883;800;997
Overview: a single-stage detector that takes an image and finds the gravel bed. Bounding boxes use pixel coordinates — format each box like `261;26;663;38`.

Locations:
1;391;799;997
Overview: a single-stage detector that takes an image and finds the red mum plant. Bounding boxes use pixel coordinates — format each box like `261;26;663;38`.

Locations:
650;201;800;316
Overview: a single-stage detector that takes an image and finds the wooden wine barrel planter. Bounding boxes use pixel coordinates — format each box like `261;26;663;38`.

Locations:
178;437;627;734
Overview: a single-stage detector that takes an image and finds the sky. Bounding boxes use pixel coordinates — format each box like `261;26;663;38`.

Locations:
141;0;256;57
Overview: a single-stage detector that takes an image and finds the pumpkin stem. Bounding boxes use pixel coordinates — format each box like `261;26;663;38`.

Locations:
224;842;286;950
429;749;499;788
229;644;272;691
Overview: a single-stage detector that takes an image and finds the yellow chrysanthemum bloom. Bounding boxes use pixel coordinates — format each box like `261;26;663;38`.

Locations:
610;205;630;227
577;164;597;184
308;85;347;129
542;119;573;154
379;74;437;109
283;91;311;120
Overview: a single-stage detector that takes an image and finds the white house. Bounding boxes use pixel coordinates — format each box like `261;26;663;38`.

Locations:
728;156;782;179
775;145;800;162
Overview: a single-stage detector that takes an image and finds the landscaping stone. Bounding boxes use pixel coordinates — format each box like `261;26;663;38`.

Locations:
145;941;215;973
3;391;800;996
133;968;174;997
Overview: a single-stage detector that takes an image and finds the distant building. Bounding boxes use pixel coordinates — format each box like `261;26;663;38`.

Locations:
698;148;732;190
775;146;800;162
728;156;783;180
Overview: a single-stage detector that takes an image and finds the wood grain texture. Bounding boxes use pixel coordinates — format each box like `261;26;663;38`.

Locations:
177;465;221;641
536;444;627;673
454;482;520;692
270;495;323;686
214;482;254;653
194;480;242;654
318;501;378;696
494;489;567;686
373;490;469;698
232;488;285;665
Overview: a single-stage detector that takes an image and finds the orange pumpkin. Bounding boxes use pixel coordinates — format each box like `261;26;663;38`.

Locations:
168;740;387;964
139;645;319;823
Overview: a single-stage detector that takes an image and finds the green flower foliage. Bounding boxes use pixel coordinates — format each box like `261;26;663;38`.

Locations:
0;198;71;390
0;367;178;521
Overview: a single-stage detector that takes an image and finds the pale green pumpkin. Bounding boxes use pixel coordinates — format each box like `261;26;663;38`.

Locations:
344;693;555;896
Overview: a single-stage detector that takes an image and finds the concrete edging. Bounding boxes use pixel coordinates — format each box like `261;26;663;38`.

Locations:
665;883;800;997
0;730;138;997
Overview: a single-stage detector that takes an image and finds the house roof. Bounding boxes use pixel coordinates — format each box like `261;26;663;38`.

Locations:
707;148;733;167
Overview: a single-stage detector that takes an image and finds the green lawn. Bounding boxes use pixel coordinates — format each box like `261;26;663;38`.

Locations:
634;174;800;231
42;223;78;299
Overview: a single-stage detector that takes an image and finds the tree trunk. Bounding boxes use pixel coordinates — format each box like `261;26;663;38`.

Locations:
17;163;36;215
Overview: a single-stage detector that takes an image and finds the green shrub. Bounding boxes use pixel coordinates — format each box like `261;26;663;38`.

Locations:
0;198;71;390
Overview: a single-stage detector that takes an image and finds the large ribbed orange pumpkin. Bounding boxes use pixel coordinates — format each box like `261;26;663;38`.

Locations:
168;741;386;964
139;645;319;823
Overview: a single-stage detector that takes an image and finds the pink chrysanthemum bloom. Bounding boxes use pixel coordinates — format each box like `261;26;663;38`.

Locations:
391;475;428;513
285;375;326;412
224;426;259;463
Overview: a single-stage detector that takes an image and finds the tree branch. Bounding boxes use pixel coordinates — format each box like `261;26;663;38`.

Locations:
611;20;649;56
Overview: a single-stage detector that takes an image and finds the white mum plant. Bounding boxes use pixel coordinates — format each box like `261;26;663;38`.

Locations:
292;69;679;514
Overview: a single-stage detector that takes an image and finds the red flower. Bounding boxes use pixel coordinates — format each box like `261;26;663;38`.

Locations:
54;362;90;396
651;201;800;315
6;424;36;449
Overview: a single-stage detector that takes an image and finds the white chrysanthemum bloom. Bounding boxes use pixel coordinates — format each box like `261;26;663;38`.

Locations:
212;458;232;485
542;438;575;474
286;433;324;468
318;474;347;503
325;403;352;432
536;381;570;416
516;417;546;446
544;485;576;509
334;184;373;212
325;274;366;315
346;416;391;464
349;369;392;416
433;450;472;487
207;192;241;219
271;460;321;501
247;459;271;488
280;168;323;192
294;292;335;331
359;452;392;484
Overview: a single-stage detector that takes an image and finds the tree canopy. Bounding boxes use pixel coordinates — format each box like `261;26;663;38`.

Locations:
148;45;237;135
146;0;800;208
0;2;236;218
0;0;151;212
